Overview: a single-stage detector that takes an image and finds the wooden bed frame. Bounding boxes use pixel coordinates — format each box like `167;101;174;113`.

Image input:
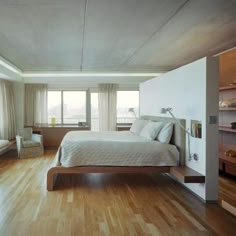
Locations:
47;116;186;191
47;166;170;190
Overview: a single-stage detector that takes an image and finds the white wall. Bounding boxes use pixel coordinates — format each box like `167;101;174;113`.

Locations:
140;57;219;201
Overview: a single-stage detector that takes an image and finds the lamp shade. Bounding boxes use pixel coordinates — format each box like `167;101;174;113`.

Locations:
128;108;135;113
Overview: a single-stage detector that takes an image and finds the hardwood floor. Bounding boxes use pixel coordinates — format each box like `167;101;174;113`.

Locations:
219;173;236;216
0;150;236;236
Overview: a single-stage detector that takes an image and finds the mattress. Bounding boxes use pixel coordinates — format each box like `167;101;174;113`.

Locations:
0;140;10;149
56;131;179;168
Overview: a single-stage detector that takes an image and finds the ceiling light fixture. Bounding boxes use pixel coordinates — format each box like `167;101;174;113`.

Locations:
22;72;162;78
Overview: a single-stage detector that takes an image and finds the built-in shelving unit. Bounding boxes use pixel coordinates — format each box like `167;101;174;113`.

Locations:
219;108;236;111
219;85;236;176
219;126;236;133
219;85;236;91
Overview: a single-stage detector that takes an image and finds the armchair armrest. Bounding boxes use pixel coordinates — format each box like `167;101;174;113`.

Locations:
16;135;23;157
32;134;43;145
16;135;23;145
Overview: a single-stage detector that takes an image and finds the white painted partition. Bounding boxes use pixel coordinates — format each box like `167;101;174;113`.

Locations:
140;57;219;201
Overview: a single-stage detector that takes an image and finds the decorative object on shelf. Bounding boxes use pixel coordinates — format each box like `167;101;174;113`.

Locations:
128;107;137;118
219;98;236;108
191;120;202;139
161;107;193;161
231;122;236;129
51;116;56;126
225;149;236;157
78;122;87;127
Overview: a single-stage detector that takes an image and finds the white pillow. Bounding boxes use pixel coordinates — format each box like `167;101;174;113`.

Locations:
139;122;164;140
157;122;174;144
130;119;149;135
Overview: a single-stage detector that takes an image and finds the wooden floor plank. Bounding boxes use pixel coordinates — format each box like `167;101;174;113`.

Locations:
0;149;236;236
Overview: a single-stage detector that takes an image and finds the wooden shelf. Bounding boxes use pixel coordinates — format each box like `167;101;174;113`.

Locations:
219;151;236;176
219;108;236;111
170;166;205;183
219;154;236;165
219;85;236;91
219;126;236;133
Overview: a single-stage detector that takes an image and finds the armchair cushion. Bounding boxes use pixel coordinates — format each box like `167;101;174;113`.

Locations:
22;140;41;148
18;128;32;140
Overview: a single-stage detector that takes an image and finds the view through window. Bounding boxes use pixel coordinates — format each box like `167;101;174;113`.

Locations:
48;90;139;127
48;91;61;124
117;91;139;123
48;91;86;125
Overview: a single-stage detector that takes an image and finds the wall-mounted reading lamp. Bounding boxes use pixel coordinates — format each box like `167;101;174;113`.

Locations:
161;107;192;161
128;107;137;118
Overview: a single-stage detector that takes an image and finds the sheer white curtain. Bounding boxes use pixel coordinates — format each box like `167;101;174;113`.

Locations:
98;84;117;131
24;84;48;126
0;80;16;140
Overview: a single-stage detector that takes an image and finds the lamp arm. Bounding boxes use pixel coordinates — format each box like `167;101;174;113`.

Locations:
167;109;192;161
164;108;192;161
167;110;192;136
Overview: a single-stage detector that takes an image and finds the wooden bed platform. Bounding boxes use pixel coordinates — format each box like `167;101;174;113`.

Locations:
47;165;205;191
47;166;170;191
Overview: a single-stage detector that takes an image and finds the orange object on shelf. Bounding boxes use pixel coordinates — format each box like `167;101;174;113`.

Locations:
225;149;236;157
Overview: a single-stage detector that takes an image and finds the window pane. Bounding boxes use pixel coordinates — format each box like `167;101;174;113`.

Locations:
63;91;86;124
48;91;62;124
91;93;99;131
117;91;139;123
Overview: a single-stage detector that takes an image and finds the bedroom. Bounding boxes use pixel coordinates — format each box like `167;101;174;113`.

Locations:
0;0;236;235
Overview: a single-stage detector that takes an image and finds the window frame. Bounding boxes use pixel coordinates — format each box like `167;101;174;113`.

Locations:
48;89;89;126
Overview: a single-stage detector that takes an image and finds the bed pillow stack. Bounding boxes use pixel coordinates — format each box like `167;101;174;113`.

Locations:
130;119;149;135
156;122;174;144
139;121;163;140
130;119;174;144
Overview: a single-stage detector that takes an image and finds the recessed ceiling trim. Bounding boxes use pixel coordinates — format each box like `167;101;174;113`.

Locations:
22;72;162;78
0;57;22;75
214;46;236;56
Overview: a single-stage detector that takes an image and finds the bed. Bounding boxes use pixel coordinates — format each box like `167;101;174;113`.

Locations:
47;116;186;190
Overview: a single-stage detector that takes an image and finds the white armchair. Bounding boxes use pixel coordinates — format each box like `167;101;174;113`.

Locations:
16;128;44;158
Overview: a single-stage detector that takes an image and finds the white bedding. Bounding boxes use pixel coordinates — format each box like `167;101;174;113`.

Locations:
0;140;10;149
57;131;179;168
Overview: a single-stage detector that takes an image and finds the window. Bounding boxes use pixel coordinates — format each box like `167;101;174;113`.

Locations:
48;91;86;125
63;91;86;124
117;91;139;124
48;91;61;124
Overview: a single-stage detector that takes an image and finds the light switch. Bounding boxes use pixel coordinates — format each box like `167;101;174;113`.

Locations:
208;116;218;124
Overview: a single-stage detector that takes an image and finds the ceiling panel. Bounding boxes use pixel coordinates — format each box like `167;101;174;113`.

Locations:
0;0;235;72
82;0;186;71
0;0;85;71
123;0;236;71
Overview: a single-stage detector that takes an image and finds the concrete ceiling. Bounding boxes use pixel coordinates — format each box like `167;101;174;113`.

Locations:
0;0;235;73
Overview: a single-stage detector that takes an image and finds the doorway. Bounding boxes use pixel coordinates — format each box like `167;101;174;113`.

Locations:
218;48;236;216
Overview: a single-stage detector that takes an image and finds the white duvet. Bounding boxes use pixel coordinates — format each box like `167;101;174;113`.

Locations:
57;131;179;167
